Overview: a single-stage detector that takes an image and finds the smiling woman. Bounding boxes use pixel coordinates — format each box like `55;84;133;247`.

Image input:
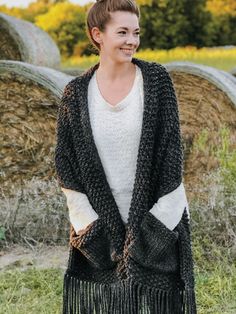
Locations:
54;0;197;313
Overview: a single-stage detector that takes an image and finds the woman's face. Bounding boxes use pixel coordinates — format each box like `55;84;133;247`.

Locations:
93;10;140;64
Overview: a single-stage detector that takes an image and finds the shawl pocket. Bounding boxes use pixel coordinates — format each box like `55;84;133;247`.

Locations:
69;218;118;270
129;211;180;273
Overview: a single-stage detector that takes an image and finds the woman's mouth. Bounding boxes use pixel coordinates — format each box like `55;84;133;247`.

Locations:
120;48;134;54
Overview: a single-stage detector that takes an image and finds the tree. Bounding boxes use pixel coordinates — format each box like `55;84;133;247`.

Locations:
140;0;190;49
139;0;214;49
0;1;53;22
206;0;236;17
183;0;212;47
35;2;87;57
205;0;236;45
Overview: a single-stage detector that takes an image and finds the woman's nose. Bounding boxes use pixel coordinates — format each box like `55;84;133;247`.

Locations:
126;36;138;45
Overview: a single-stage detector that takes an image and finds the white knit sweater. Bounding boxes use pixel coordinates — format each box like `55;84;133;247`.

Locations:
61;64;190;234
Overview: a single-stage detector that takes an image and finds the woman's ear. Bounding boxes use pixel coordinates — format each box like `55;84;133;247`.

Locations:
91;26;103;45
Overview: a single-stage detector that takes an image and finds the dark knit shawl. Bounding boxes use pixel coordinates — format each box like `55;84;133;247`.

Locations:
54;57;197;313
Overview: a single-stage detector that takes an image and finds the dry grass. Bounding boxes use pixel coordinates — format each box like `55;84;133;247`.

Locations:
0;28;21;61
0;13;60;68
170;72;236;201
190;169;236;250
0;73;58;198
0;177;69;249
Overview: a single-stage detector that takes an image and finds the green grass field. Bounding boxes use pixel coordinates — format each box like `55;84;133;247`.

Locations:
0;239;235;314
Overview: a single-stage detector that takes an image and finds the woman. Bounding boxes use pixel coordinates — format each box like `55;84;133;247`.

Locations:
55;0;197;313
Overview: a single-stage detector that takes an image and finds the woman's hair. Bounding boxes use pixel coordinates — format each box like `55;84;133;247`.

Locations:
86;0;140;53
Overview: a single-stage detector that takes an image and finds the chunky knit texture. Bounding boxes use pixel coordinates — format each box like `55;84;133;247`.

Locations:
62;64;190;234
54;57;197;313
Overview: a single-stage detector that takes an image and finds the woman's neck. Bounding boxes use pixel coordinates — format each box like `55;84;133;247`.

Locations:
96;58;135;82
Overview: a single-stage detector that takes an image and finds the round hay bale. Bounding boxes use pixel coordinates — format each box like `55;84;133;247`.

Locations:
220;69;236;85
0;60;74;197
230;67;236;77
60;68;84;77
164;62;236;201
0;13;60;68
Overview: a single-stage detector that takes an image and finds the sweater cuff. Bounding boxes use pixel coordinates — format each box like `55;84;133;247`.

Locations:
149;182;190;230
61;188;98;234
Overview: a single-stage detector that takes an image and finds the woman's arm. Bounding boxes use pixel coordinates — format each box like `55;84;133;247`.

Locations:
54;81;85;192
55;82;99;233
148;64;190;230
61;187;98;234
149;182;190;231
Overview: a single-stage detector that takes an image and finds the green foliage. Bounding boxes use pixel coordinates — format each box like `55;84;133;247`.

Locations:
194;243;236;313
204;13;236;46
190;126;236;312
139;0;189;49
0;0;52;22
0;226;6;241
192;128;209;152
35;2;87;57
0;246;235;313
0;268;63;313
139;0;211;50
136;0;153;5
206;0;236;17
193;126;236;188
215;128;236;187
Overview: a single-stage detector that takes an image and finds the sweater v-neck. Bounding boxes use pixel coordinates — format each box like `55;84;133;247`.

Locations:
94;64;138;111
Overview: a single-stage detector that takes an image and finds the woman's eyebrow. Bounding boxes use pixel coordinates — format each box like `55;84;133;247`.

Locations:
117;27;140;31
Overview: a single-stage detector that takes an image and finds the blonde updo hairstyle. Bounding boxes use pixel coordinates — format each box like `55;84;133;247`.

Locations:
86;0;140;54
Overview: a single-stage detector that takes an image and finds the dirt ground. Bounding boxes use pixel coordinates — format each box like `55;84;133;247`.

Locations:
0;244;69;272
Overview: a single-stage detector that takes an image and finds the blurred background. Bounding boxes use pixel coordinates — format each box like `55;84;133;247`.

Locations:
0;1;235;313
0;0;236;69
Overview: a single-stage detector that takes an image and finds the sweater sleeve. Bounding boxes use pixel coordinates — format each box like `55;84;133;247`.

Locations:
54;82;85;193
149;182;190;231
61;188;98;234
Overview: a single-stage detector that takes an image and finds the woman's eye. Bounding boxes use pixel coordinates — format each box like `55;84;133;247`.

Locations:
119;31;140;35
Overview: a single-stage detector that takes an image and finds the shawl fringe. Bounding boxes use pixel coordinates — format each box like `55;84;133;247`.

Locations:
62;272;196;314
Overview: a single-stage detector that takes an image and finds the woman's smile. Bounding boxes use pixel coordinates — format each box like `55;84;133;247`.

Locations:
120;48;134;55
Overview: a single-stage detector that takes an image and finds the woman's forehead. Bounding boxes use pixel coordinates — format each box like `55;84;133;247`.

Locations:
108;11;140;29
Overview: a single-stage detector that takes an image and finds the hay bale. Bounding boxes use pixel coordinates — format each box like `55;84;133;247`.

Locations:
0;13;60;68
60;68;84;77
0;60;74;197
230;67;236;78
165;62;236;200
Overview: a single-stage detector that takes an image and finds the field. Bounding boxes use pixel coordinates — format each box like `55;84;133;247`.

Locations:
61;46;236;72
0;238;236;313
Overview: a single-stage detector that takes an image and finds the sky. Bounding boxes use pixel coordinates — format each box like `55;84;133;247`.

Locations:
0;0;95;8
